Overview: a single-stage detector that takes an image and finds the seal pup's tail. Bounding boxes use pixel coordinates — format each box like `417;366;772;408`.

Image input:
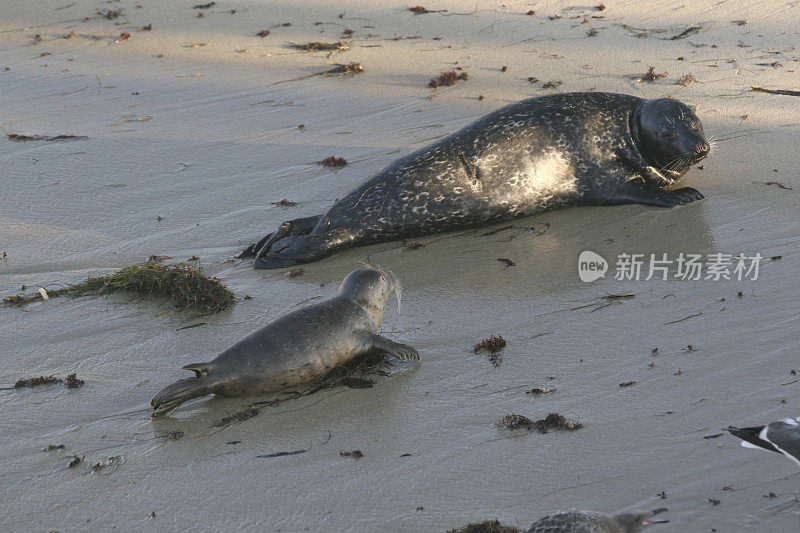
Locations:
151;363;215;417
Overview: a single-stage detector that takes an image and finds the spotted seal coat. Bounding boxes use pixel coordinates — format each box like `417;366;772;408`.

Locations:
243;92;710;269
527;508;669;533
150;268;418;416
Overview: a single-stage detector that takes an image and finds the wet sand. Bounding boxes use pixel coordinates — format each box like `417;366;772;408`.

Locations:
1;1;799;531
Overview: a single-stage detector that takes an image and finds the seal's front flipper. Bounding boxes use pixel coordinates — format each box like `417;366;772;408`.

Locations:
254;228;355;269
616;182;705;208
370;335;420;362
239;214;322;258
650;187;705;207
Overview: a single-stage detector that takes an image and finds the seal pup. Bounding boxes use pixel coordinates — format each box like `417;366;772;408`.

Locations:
527;508;669;533
728;417;800;467
151;268;418;416
243;92;710;269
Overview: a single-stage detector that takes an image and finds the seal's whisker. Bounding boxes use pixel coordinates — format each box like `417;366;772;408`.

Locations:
660;153;687;172
664;154;691;172
707;129;767;143
658;153;683;169
391;274;402;316
661;154;684;169
712;131;768;143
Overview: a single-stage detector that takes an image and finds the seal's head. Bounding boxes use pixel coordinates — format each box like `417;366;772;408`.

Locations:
635;98;710;184
338;268;396;325
612;508;669;532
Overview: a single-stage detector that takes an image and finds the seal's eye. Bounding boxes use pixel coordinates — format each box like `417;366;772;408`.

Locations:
663;131;677;139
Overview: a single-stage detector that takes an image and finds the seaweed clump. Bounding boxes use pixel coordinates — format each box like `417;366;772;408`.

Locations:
3;261;235;314
497;412;582;433
272;198;297;207
409;6;447;14
8;134;87;142
474;334;506;366
447;520;521;533
166;431;184;441
14;375;62;388
429;70;468;88
288;41;348;52
497;413;535;430
322;62;363;76
319;155;348;167
526;387;556;396
65;373;85;388
473;334;506;353
641;67;668;82
14;373;83;389
211;407;260;428
340;449;364;459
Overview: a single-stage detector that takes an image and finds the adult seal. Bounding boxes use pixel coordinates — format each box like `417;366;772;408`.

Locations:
528;508;669;533
243;92;710;269
151;268;418;416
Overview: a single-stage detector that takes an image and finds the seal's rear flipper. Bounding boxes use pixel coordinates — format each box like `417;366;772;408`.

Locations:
239;214;322;258
254;229;355;269
151;377;213;417
370;335;420;361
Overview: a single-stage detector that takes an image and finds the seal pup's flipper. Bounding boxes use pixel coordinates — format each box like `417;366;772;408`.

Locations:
254;228;356;269
239;214;322;258
183;362;213;377
151;377;214;417
369;335;420;361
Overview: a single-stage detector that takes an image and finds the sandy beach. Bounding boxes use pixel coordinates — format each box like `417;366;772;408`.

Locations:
1;0;800;531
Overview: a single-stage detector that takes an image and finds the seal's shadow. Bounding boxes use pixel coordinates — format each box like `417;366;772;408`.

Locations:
285;202;715;293
148;352;413;432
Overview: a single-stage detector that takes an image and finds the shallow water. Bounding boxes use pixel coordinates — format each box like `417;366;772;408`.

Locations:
2;1;800;531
